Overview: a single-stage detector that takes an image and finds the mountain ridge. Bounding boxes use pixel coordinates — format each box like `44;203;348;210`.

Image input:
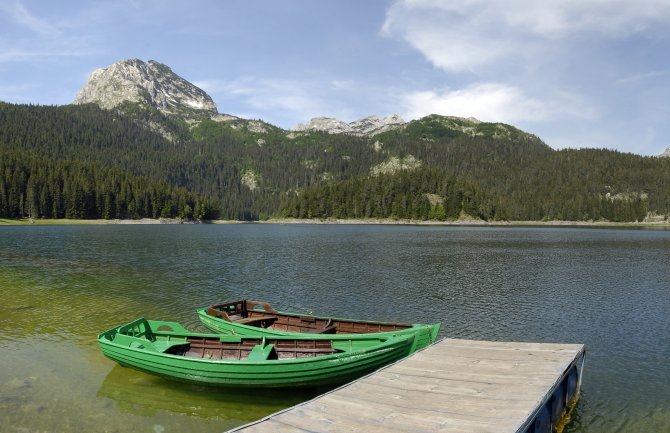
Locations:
293;114;406;136
2;58;668;222
73;59;217;118
72;59;545;143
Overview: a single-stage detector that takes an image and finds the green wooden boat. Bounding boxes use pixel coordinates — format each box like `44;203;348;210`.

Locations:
197;300;441;350
98;317;423;388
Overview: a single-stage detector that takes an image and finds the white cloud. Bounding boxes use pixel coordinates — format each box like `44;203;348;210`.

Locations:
0;48;94;63
402;83;545;123
195;77;359;127
499;0;670;37
0;1;61;36
0;2;103;64
615;70;667;85
383;0;670;72
402;82;597;124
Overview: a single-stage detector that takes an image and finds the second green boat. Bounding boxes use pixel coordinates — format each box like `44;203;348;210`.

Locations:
197;299;441;351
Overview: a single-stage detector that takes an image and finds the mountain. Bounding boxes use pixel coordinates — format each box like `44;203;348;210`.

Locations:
661;147;670;158
391;114;543;143
2;58;670;223
73;59;217;118
293;115;405;136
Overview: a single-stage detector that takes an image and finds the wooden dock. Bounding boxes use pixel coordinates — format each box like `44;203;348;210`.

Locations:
228;338;586;433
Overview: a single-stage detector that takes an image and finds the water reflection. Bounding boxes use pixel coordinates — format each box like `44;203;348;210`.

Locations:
98;365;322;421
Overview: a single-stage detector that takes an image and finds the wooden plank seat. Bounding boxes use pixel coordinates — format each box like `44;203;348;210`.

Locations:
169;337;339;360
273;345;339;359
304;325;338;334
237;316;278;328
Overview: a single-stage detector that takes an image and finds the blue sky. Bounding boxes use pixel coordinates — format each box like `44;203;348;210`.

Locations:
1;0;670;156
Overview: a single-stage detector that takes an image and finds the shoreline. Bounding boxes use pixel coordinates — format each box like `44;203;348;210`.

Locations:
257;217;670;227
2;217;668;228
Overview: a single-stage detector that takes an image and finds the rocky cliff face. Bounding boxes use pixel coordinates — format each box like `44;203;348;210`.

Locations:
293;115;405;136
73;59;217;117
661;147;670;158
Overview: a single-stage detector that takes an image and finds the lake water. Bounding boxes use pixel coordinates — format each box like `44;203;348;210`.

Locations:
0;224;668;432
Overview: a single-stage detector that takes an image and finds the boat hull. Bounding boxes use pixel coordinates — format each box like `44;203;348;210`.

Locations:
98;318;419;388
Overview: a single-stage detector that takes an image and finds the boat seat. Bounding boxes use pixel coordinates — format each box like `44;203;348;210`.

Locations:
247;343;278;361
236;316;278;328
274;346;338;356
305;325;337;334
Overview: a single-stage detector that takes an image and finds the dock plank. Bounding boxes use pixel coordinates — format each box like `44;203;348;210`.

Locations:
229;338;585;433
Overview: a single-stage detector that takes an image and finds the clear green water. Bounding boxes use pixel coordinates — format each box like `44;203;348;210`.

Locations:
0;224;668;432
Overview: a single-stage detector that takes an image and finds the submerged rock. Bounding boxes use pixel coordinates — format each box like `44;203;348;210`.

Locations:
6;377;33;390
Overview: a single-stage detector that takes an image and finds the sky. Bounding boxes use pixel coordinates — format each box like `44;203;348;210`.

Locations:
1;0;670;156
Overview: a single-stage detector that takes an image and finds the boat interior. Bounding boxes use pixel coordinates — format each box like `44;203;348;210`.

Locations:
110;318;346;361
206;300;412;334
164;336;341;361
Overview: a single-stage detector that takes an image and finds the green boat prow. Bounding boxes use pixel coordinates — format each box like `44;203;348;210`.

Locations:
197;300;441;353
98;317;430;388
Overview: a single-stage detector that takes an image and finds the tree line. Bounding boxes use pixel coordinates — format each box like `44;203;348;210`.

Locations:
1;102;669;222
0;150;218;220
279;166;651;222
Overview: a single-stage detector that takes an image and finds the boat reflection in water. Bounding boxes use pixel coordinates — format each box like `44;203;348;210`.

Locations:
97;365;322;422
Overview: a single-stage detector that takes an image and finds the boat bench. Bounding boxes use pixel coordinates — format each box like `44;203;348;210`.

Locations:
236;316;278;328
174;337;339;360
273;345;339;359
304;325;338;334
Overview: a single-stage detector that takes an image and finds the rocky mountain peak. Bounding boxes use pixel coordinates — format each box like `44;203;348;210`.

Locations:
660;147;670;158
73;58;217;117
349;115;406;135
293;114;406;136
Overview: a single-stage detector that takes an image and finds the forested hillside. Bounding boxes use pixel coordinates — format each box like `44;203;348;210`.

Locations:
1;102;669;222
0;150;217;220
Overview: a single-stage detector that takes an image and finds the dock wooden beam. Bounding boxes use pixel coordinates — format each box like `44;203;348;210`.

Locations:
228;338;585;433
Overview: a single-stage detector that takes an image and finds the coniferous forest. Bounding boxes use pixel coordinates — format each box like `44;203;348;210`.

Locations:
0;151;217;220
1;102;669;222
